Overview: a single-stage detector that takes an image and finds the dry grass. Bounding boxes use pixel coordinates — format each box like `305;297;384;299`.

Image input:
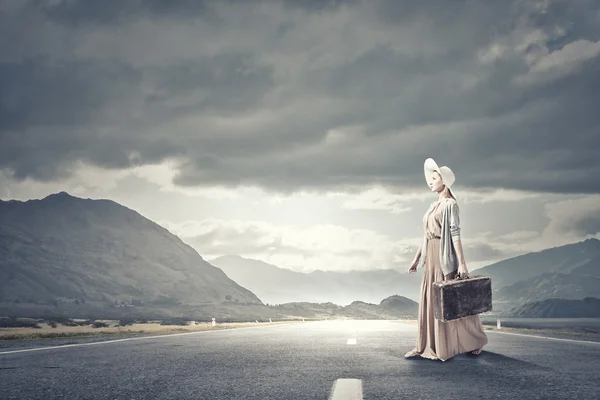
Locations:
0;320;301;341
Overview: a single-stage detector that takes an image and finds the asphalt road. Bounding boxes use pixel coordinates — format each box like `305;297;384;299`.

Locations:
1;320;599;400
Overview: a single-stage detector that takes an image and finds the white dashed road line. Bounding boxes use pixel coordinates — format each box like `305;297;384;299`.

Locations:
329;379;363;400
346;338;357;345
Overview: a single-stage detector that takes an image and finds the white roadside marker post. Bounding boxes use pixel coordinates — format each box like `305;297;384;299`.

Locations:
212;318;216;327
497;319;501;329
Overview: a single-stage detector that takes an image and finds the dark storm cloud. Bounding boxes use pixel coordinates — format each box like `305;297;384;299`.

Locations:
148;53;275;117
0;55;185;179
34;0;356;28
571;216;600;236
39;0;214;26
1;0;600;194
0;57;141;130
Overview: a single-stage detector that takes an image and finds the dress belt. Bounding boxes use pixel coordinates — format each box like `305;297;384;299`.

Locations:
427;234;441;239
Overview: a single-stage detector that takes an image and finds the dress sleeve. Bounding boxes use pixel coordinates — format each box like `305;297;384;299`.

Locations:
449;201;461;242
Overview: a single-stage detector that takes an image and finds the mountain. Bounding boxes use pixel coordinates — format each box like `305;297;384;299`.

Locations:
508;297;600;318
210;255;315;303
494;253;600;304
474;238;600;291
0;192;262;314
210;255;422;305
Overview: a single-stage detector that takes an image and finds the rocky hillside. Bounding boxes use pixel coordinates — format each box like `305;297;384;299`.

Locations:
0;192;262;311
474;238;600;291
495;254;600;304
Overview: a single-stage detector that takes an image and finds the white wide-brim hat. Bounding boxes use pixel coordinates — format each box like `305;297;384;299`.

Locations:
424;158;457;198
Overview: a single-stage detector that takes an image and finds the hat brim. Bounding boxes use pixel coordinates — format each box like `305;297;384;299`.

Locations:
424;158;440;183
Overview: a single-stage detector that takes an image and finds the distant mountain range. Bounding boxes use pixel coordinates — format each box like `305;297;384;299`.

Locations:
211;238;600;315
210;255;422;305
2;191;599;320
268;295;418;320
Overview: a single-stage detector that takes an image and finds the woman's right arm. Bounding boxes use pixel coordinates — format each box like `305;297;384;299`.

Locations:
412;246;422;264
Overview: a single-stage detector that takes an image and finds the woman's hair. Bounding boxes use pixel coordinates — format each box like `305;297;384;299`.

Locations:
442;186;456;199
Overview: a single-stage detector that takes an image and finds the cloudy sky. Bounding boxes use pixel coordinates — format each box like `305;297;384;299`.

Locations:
1;0;599;273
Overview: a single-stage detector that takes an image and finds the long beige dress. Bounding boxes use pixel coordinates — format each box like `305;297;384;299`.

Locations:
408;200;488;361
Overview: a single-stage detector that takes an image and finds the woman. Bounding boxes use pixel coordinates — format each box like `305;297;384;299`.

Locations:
404;158;488;361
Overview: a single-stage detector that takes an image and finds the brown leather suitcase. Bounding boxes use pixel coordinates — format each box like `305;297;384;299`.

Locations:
432;275;492;322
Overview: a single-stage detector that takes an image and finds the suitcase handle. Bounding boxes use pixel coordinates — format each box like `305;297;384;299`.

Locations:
454;272;469;280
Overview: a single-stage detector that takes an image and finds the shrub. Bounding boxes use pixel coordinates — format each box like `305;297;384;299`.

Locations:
91;321;109;328
119;319;135;326
0;317;40;328
47;317;75;325
160;318;188;326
